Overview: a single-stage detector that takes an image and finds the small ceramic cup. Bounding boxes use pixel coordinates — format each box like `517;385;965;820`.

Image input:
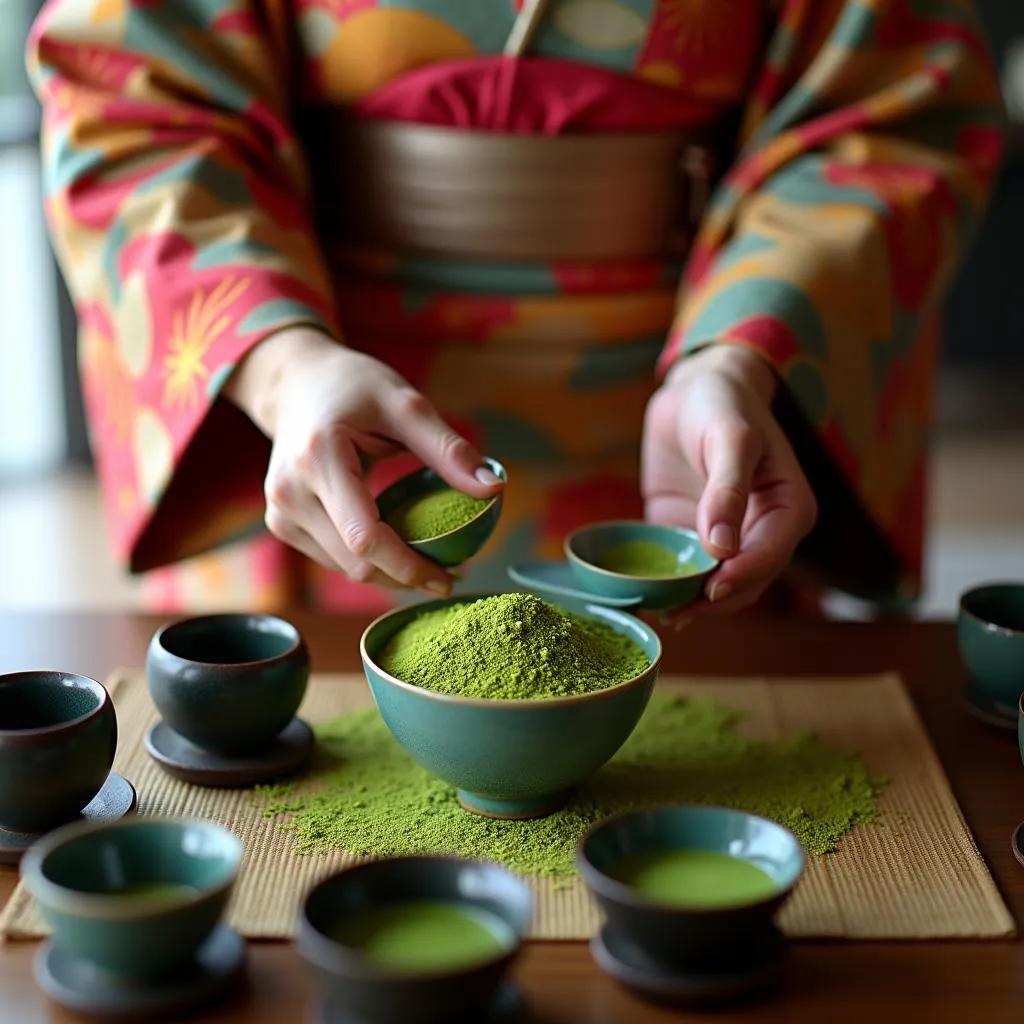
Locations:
147;613;309;755
20;817;243;979
0;672;117;833
566;521;718;611
374;457;506;567
296;855;532;1024
577;805;804;973
958;583;1024;712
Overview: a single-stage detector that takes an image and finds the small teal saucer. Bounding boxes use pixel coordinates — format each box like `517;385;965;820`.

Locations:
506;562;643;608
591;925;785;1009
312;981;524;1024
34;923;246;1019
962;681;1016;732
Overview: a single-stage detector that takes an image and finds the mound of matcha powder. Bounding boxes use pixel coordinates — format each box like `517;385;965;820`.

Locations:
376;593;649;699
255;695;885;876
389;489;490;542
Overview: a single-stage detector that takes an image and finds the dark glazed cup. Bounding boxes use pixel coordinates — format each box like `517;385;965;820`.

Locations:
0;672;117;833
958;583;1024;711
296;856;532;1024
147;614;309;756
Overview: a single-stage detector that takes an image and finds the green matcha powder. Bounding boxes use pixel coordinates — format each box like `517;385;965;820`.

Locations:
377;594;649;699
256;695;885;875
389;489;490;542
597;539;682;577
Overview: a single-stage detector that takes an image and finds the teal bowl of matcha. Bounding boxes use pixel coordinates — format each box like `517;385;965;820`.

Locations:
565;520;719;611
359;592;661;820
375;457;506;568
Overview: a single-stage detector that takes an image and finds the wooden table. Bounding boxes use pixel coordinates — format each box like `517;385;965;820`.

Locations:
2;612;1023;1022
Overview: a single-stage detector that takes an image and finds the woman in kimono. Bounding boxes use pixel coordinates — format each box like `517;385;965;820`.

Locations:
27;0;1004;618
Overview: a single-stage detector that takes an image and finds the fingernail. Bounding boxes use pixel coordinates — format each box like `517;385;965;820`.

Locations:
709;582;732;603
424;579;450;597
710;524;735;553
673;616;693;633
475;466;501;486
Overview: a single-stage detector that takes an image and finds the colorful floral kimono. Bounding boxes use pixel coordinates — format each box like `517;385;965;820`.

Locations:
28;0;1004;613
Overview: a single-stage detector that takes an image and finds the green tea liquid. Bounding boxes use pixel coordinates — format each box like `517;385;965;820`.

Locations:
328;901;513;972
596;540;686;578
609;850;779;906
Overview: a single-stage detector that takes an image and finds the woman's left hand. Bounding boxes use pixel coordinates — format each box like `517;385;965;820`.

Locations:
641;344;818;619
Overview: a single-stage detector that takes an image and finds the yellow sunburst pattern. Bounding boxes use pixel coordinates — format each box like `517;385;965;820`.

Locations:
163;277;251;411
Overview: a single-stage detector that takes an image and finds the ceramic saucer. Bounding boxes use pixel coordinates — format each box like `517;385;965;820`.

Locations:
35;923;246;1018
145;717;314;787
0;773;137;866
591;925;786;1009
312;981;524;1024
962;681;1017;732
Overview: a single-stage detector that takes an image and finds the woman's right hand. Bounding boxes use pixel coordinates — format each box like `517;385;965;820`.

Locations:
224;327;503;594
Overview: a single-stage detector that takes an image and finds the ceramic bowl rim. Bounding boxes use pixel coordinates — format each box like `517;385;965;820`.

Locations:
378;456;507;547
298;854;530;982
152;613;304;669
359;593;662;709
20;815;243;920
959;583;1024;638
576;803;806;915
0;671;110;739
564;520;719;584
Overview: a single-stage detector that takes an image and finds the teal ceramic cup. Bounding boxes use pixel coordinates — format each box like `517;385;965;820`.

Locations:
297;856;532;1024
147;613;309;755
578;805;804;972
0;672;117;833
957;584;1024;711
375;457;506;567
360;595;661;819
565;521;718;611
21;817;242;979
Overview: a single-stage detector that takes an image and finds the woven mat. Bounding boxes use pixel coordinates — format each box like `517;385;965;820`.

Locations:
1;670;1014;942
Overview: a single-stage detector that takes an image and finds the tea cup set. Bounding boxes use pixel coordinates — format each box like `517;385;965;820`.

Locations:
5;459;1018;1021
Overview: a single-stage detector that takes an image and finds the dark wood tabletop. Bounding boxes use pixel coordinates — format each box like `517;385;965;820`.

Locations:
2;611;1023;1023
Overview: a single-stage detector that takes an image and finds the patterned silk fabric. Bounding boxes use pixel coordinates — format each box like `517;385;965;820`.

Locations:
27;1;1004;612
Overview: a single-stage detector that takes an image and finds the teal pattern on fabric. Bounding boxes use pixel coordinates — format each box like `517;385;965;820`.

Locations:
377;0;511;54
194;240;283;270
123;4;255;113
392;255;560;295
685;276;827;359
206;364;236;399
529;0;655;74
238;298;327;335
766;158;888;213
473;411;565;462
102;219;130;303
569;335;662;390
136;156;250;203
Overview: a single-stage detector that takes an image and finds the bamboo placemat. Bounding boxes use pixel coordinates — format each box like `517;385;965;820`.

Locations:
1;671;1014;941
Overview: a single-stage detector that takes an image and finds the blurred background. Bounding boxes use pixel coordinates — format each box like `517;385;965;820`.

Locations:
1;1;1022;616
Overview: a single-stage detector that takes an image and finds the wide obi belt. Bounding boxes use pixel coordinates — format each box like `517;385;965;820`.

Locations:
299;59;727;473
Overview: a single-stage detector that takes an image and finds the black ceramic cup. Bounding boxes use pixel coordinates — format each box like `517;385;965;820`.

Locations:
147;614;309;756
296;855;532;1024
0;672;117;832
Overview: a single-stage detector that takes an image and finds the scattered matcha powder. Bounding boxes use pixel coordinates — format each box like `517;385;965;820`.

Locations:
376;593;649;699
255;694;885;876
597;540;683;578
389;489;490;542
